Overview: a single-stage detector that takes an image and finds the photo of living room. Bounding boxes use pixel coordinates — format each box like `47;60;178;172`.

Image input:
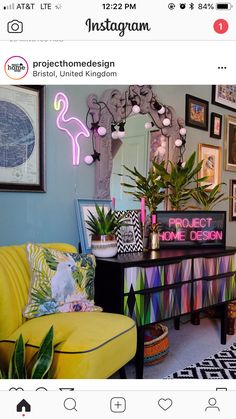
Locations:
0;84;236;380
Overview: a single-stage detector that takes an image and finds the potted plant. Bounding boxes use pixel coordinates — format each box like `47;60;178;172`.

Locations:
0;327;54;379
120;165;166;214
86;205;126;258
190;183;228;210
152;152;207;210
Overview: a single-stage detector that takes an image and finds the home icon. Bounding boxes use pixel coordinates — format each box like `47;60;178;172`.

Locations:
16;399;31;412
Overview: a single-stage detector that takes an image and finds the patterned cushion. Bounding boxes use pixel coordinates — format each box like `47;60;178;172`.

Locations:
24;243;102;318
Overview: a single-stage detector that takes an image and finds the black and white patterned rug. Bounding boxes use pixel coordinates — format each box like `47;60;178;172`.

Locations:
166;343;236;379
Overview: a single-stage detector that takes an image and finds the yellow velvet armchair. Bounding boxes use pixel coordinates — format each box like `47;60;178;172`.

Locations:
0;243;137;378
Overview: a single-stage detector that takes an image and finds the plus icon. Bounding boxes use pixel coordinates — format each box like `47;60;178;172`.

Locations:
110;397;126;413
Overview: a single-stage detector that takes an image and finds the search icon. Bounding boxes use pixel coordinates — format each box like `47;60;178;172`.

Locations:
64;398;77;411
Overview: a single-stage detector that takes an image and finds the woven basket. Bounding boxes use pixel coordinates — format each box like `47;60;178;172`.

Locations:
144;323;169;366
228;301;236;319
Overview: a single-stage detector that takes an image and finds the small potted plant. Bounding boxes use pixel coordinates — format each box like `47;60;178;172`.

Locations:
86;204;126;258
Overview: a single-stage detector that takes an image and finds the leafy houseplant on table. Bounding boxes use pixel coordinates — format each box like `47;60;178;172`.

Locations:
86;204;127;258
120;165;166;214
190;183;228;210
0;327;54;379
152;151;207;210
120;165;166;249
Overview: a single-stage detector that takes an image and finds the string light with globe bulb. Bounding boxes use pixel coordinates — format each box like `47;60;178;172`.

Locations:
175;128;187;167
86;86;188;166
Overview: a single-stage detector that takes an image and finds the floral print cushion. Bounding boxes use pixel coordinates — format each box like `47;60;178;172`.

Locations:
24;243;102;318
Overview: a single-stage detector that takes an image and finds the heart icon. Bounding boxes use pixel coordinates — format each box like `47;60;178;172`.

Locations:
9;387;24;391
158;398;173;411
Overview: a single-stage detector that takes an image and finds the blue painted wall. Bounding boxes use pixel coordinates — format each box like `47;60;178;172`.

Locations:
1;85;236;247
0;85;99;246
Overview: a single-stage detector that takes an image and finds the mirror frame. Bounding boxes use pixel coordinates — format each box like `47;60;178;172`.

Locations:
87;85;185;199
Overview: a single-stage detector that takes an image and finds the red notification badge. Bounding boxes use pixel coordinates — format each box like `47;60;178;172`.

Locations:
214;19;229;34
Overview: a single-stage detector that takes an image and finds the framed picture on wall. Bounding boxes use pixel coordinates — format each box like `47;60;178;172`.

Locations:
210;112;222;139
229;179;236;221
224;115;236;172
75;198;111;253
0;85;45;192
185;94;208;131
198;144;222;191
148;129;169;168
212;85;236;112
229;180;236;221
115;210;143;253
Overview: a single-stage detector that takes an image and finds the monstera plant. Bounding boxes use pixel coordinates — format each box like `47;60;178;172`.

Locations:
0;326;54;379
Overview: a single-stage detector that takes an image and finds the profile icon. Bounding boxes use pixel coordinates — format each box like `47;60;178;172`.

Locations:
205;398;220;412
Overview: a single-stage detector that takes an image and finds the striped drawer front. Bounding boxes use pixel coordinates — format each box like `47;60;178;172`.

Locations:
194;254;236;279
124;260;192;293
193;275;236;310
124;283;191;326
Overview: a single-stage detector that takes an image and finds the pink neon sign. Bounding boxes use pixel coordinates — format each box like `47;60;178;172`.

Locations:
157;211;226;248
159;230;223;242
159;217;223;242
54;92;90;165
168;217;213;229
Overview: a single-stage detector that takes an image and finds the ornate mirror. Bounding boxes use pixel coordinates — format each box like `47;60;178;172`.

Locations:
87;85;186;204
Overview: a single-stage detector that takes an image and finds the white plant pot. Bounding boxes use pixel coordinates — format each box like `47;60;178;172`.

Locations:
91;234;117;258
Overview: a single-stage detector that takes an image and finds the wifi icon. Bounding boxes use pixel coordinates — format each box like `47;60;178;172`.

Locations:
3;3;15;9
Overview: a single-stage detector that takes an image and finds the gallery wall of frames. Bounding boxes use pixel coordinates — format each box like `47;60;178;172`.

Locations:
0;84;236;247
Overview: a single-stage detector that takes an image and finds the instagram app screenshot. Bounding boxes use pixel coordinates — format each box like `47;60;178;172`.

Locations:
0;0;236;417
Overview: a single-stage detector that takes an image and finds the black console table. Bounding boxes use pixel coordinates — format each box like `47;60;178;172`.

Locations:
95;247;236;378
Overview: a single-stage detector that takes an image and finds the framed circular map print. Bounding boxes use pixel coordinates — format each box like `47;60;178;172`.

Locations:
0;85;45;191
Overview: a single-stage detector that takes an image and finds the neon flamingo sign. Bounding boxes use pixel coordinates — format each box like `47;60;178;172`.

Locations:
54;92;90;165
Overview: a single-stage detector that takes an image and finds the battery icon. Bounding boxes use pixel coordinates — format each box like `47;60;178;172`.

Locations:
216;3;233;9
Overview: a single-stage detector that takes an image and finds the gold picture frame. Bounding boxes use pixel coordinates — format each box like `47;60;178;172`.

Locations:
198;144;222;191
224;115;236;172
229;180;236;221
